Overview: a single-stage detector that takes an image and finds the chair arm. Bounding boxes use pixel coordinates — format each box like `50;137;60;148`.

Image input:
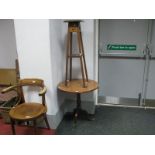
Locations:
1;85;17;94
39;86;47;96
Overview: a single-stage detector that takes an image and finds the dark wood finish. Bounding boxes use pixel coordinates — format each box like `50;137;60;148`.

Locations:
64;20;83;23
15;59;20;83
65;20;88;87
26;121;30;125
10;118;16;135
15;59;25;103
44;114;50;129
33;120;37;134
2;78;50;135
73;93;81;123
58;79;98;122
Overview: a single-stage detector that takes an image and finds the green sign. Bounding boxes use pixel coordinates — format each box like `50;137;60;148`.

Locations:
107;44;137;51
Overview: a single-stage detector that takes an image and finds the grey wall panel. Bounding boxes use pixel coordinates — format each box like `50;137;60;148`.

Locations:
99;59;144;98
147;61;155;99
146;20;155;99
0;19;17;68
99;19;149;99
99;19;148;56
150;21;155;57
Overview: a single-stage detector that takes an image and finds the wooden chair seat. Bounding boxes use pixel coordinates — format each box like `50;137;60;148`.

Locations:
1;78;50;134
9;103;47;120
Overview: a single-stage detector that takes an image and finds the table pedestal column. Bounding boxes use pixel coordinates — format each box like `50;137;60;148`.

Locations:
58;80;98;124
73;93;95;123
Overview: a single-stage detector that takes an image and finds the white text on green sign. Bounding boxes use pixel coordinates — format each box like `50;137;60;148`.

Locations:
107;44;137;51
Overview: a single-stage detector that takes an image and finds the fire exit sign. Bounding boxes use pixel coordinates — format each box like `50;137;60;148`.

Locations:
107;44;137;51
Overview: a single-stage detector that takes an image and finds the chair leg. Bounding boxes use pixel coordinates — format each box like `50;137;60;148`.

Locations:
10;118;16;135
44;114;50;129
33;120;37;135
26;121;29;126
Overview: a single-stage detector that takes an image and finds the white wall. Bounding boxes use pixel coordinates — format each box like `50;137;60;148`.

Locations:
81;20;95;80
14;19;96;128
79;20;96;105
14;19;54;115
0;19;17;68
49;19;66;112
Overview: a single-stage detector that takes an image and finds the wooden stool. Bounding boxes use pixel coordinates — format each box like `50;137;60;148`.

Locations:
64;20;88;87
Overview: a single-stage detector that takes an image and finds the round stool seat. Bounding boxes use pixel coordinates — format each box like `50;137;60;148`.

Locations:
9;103;47;120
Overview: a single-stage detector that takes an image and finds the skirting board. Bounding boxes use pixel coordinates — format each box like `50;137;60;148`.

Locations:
35;110;63;130
40;96;155;129
98;96;155;107
47;111;63;129
46;99;96;129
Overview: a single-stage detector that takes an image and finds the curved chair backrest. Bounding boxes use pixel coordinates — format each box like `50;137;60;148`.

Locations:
17;78;46;105
8;78;50;134
18;78;44;88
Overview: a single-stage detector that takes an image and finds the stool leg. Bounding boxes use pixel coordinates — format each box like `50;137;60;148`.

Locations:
79;31;88;82
77;31;86;87
69;32;72;81
65;29;70;85
10;118;16;135
44;114;50;129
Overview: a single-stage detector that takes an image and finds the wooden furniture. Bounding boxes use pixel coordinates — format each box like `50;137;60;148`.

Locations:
58;79;98;122
0;59;20;87
0;59;23;123
1;78;50;135
0;69;17;86
58;20;98;122
64;20;88;87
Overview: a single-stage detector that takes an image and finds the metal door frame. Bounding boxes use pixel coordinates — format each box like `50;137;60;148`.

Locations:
96;19;155;108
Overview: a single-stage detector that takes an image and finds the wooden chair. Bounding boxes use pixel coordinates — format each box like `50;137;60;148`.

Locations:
1;78;50;135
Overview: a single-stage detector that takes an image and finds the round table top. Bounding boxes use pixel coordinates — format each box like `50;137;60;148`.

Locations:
58;79;98;94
